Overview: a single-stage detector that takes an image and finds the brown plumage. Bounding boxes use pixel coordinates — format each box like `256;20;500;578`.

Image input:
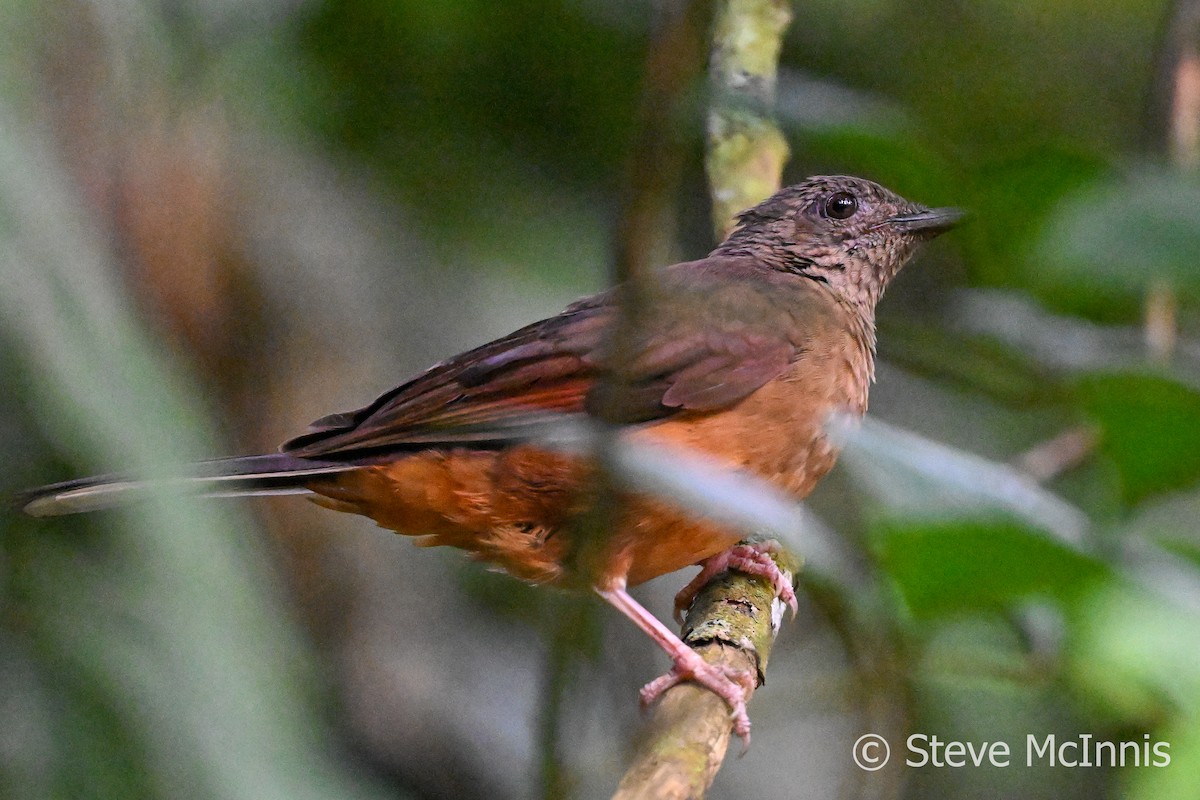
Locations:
19;175;960;740
297;259;870;587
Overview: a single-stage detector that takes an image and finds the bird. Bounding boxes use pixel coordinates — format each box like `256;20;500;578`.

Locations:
18;175;960;742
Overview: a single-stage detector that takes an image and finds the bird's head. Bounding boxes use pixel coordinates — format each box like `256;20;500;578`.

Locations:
715;175;961;312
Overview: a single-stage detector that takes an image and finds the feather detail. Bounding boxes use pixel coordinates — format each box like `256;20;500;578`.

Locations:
285;258;810;458
16;454;356;517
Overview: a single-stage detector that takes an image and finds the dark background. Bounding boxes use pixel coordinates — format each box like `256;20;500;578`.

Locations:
2;1;1199;798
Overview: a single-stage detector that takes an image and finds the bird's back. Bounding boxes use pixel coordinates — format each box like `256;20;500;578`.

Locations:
308;260;874;587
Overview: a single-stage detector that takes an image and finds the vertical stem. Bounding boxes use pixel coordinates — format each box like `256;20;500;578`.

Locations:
1158;0;1200;167
1145;0;1200;360
539;593;596;800
706;0;793;239
588;0;714;578
612;0;715;281
1144;278;1177;363
611;2;796;797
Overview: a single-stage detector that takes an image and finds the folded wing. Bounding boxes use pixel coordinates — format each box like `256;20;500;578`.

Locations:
284;273;800;458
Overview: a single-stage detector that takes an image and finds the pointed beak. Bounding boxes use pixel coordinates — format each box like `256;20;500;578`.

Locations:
886;207;964;236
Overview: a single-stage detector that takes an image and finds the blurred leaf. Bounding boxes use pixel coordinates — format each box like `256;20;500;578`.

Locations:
1070;581;1200;727
1126;721;1200;800
1121;488;1200;568
1038;166;1200;300
1075;372;1200;505
541;420;854;579
879;316;1063;407
948;288;1172;375
0;106;390;800
1159;541;1200;571
874;517;1107;619
908;618;1105;799
828;413;1090;547
1070;578;1200;796
775;68;907;135
965;147;1109;291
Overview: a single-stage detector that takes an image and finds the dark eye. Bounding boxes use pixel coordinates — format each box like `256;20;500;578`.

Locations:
822;192;858;220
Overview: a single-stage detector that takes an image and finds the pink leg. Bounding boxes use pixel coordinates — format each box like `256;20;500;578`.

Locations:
597;582;755;743
673;540;798;625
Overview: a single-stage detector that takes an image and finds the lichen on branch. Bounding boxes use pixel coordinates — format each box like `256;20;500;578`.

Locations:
706;0;793;239
613;544;801;800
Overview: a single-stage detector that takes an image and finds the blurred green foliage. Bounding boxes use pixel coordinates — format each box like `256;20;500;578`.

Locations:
3;0;1200;799
873;518;1108;619
0;106;391;800
1076;373;1200;505
1041;167;1200;301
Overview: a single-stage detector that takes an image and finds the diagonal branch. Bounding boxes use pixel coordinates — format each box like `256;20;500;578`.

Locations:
612;545;800;800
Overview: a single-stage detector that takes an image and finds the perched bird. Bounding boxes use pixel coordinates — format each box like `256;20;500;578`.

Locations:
18;175;959;740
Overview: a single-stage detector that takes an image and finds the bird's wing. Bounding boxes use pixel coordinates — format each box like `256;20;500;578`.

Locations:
283;264;802;458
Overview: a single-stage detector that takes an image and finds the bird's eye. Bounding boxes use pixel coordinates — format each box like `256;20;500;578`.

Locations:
822;192;858;220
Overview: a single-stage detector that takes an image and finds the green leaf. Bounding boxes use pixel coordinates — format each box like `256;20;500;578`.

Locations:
829;414;1089;546
1038;166;1200;299
1071;580;1200;720
873;518;1107;619
1072;582;1200;800
1075;372;1200;505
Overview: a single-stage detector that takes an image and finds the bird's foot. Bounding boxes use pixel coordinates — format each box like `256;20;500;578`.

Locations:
596;583;758;745
639;645;757;744
673;540;798;625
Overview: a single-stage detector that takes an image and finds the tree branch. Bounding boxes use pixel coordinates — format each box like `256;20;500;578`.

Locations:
610;1;795;796
613;545;800;800
609;0;796;796
706;0;793;238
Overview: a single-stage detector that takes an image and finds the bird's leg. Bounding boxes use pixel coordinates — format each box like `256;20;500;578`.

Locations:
673;540;798;625
596;581;755;742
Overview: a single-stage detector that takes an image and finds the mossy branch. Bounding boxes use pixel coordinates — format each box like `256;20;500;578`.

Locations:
706;0;793;239
613;545;801;800
612;1;797;796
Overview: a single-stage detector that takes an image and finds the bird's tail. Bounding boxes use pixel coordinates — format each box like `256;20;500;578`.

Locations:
15;454;359;517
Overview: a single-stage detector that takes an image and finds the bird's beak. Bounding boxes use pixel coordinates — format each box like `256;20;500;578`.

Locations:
885;207;963;236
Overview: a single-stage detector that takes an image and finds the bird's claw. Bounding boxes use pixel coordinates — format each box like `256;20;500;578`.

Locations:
673;541;798;625
639;645;756;745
